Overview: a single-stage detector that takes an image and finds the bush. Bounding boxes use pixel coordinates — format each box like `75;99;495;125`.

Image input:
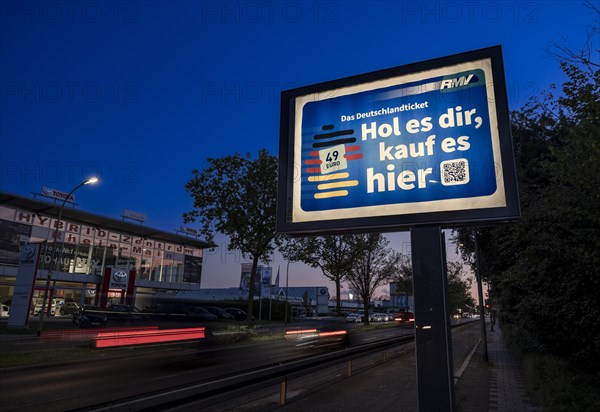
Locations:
524;354;600;412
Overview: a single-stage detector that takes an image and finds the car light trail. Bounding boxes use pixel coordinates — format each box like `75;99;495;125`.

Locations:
317;330;347;337
95;327;206;348
285;329;318;335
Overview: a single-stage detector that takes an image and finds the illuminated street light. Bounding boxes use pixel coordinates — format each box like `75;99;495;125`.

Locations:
37;177;99;335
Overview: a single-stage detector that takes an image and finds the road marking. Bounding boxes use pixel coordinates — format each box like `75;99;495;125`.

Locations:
454;338;481;383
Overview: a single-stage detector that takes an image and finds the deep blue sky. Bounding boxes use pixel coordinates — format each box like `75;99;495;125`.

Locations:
1;1;596;292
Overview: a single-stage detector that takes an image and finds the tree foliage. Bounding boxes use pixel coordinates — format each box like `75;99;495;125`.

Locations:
391;254;473;316
446;261;475;316
280;235;355;316
454;60;600;369
345;234;399;324
183;149;280;321
390;253;413;298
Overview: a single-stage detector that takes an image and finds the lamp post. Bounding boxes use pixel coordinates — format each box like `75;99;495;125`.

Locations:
473;232;489;363
37;177;99;336
285;260;291;325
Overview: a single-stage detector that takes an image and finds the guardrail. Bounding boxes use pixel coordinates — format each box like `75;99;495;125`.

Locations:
84;320;477;411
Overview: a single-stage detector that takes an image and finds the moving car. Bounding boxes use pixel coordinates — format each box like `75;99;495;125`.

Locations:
285;319;349;348
73;305;108;327
394;311;415;328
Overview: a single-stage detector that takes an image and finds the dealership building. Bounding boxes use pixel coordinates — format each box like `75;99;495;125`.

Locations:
0;191;211;316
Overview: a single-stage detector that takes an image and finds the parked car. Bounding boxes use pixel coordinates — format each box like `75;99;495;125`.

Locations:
0;304;9;317
224;307;247;321
370;312;389;322
31;298;57;316
204;306;234;320
345;313;363;323
73;305;108;327
60;302;80;316
105;304;148;321
183;306;218;322
394;311;415;327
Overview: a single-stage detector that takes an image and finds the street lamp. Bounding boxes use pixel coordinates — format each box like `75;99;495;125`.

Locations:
473;232;489;362
285;260;290;325
37;177;99;335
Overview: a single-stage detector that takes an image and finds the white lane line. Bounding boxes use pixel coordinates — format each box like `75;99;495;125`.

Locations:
454;338;481;383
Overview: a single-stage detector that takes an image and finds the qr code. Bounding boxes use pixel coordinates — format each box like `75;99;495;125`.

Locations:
440;158;470;186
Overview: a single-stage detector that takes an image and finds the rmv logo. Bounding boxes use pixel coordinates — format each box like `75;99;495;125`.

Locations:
440;74;476;89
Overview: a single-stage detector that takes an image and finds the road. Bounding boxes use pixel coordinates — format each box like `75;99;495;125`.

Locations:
0;321;416;411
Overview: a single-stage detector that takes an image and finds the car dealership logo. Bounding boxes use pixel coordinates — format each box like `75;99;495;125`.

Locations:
21;246;35;260
112;270;128;282
20;245;37;263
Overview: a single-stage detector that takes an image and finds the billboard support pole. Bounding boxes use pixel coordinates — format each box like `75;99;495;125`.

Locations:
411;225;455;412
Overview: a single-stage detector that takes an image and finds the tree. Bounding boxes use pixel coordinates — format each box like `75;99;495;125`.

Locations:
454;58;600;368
390;253;413;298
183;149;280;322
301;290;311;316
446;261;475;317
280;235;355;317
345;234;400;325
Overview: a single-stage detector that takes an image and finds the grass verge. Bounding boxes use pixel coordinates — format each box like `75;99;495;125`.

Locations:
1;348;94;368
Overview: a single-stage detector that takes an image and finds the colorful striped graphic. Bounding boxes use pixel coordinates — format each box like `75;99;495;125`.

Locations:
304;124;363;199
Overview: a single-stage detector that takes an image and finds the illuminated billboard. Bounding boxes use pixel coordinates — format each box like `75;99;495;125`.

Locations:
277;46;519;234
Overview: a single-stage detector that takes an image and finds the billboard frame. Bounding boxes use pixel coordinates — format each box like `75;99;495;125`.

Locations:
277;45;520;235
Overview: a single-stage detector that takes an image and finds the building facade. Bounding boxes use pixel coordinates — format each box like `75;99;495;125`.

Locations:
0;192;211;313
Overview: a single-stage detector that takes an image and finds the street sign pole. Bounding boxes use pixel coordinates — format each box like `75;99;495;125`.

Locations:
411;225;455;411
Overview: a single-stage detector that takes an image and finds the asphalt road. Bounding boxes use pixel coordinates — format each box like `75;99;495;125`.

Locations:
0;321;416;411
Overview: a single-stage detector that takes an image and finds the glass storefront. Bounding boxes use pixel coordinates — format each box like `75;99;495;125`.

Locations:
0;204;206;295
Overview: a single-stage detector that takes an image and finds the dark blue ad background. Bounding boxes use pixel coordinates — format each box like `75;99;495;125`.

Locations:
300;71;497;212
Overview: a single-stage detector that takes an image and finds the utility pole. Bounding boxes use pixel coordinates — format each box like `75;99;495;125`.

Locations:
474;231;489;363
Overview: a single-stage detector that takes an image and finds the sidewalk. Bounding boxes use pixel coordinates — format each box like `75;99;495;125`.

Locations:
456;323;544;411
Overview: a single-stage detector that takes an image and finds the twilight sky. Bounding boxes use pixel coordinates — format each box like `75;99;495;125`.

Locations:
1;1;596;294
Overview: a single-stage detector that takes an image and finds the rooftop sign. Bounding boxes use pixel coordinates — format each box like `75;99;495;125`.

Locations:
41;187;75;203
277;46;519;235
122;209;146;224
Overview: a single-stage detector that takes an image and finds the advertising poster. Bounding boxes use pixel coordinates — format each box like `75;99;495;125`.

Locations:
239;263;253;293
7;243;41;328
240;264;272;297
0;219;32;266
183;255;202;283
278;47;519;234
